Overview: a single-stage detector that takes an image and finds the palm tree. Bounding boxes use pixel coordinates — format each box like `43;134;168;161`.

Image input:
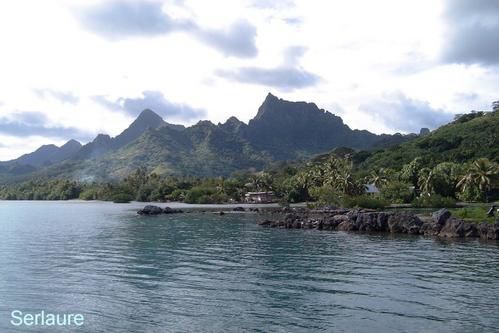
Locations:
367;168;389;189
458;158;498;201
417;167;433;194
216;177;226;195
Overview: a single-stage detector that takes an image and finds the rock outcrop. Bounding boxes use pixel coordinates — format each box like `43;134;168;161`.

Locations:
138;205;183;215
258;208;497;240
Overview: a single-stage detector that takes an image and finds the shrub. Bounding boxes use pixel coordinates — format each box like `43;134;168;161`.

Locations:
168;189;187;202
308;186;341;206
112;193;133;203
412;194;457;208
381;181;413;204
79;188;100;200
184;187;228;204
341;195;387;210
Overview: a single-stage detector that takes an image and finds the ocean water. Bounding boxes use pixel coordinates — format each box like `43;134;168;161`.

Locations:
1;201;498;332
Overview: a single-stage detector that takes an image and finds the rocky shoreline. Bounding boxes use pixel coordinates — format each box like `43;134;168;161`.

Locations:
137;205;499;240
258;208;499;240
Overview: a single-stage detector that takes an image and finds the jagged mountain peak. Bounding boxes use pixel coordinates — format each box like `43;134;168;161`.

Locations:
254;93;323;122
93;134;112;143
134;109;165;125
61;139;82;149
225;116;243;125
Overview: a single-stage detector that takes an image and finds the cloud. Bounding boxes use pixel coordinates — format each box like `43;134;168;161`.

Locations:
282;17;302;25
0;114;92;141
283;46;307;65
442;0;499;65
453;92;480;103
195;20;258;58
76;0;258;58
12;112;48;126
216;46;319;90
34;89;79;104
360;93;454;133
217;67;320;91
248;0;295;9
77;0;190;39
94;90;206;120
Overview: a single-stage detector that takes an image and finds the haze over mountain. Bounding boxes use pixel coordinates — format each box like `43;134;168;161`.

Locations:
71;109;168;161
1;139;81;169
0;94;418;181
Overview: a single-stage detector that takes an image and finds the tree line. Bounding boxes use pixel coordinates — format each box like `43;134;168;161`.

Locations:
0;154;497;208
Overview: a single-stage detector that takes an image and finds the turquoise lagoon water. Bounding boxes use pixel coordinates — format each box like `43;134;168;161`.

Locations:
0;201;499;332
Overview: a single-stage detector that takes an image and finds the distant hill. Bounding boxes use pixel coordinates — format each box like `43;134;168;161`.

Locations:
0;139;81;170
355;110;499;170
0;94;420;181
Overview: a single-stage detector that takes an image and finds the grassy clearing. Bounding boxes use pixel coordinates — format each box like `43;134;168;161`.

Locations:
450;206;497;224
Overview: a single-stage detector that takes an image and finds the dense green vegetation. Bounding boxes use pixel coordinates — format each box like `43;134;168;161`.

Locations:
356;110;499;170
1;154;497;211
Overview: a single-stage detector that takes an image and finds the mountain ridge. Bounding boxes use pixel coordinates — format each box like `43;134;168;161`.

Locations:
0;94;421;181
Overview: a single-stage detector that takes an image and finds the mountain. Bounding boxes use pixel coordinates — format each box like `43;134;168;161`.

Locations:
0;139;82;169
239;93;411;159
355;110;499;170
72;109;167;160
0;94;421;181
112;109;167;148
95;120;272;178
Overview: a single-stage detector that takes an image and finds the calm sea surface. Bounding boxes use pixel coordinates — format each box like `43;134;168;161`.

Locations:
1;201;499;332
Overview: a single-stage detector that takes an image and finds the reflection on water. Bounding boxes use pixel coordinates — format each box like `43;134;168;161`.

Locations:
0;201;498;332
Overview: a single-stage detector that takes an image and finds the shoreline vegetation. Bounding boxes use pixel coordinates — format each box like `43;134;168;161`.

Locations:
0;153;497;211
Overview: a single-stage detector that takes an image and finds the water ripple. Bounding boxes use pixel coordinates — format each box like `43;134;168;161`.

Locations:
1;201;499;332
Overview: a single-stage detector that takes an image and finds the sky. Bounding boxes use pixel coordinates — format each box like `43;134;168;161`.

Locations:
0;0;498;160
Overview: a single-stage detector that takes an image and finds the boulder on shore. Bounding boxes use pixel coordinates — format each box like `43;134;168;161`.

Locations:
478;222;499;240
137;205;183;215
137;205;163;215
163;207;183;214
438;217;478;238
432;208;451;227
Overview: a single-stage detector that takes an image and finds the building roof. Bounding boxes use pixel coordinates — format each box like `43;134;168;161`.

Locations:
245;191;274;196
365;184;380;193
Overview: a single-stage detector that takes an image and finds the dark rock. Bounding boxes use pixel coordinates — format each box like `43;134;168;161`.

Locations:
432;208;451;227
338;218;359;231
463;223;479;238
478;223;499;240
388;213;423;234
317;219;324;230
420;222;435;235
232;207;245;212
163;207;183;214
137;205;163;215
219;211;225;215
258;219;272;226
356;212;391;232
437;217;479;238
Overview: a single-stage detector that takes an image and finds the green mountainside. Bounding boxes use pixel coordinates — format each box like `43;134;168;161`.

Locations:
355;110;499;171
